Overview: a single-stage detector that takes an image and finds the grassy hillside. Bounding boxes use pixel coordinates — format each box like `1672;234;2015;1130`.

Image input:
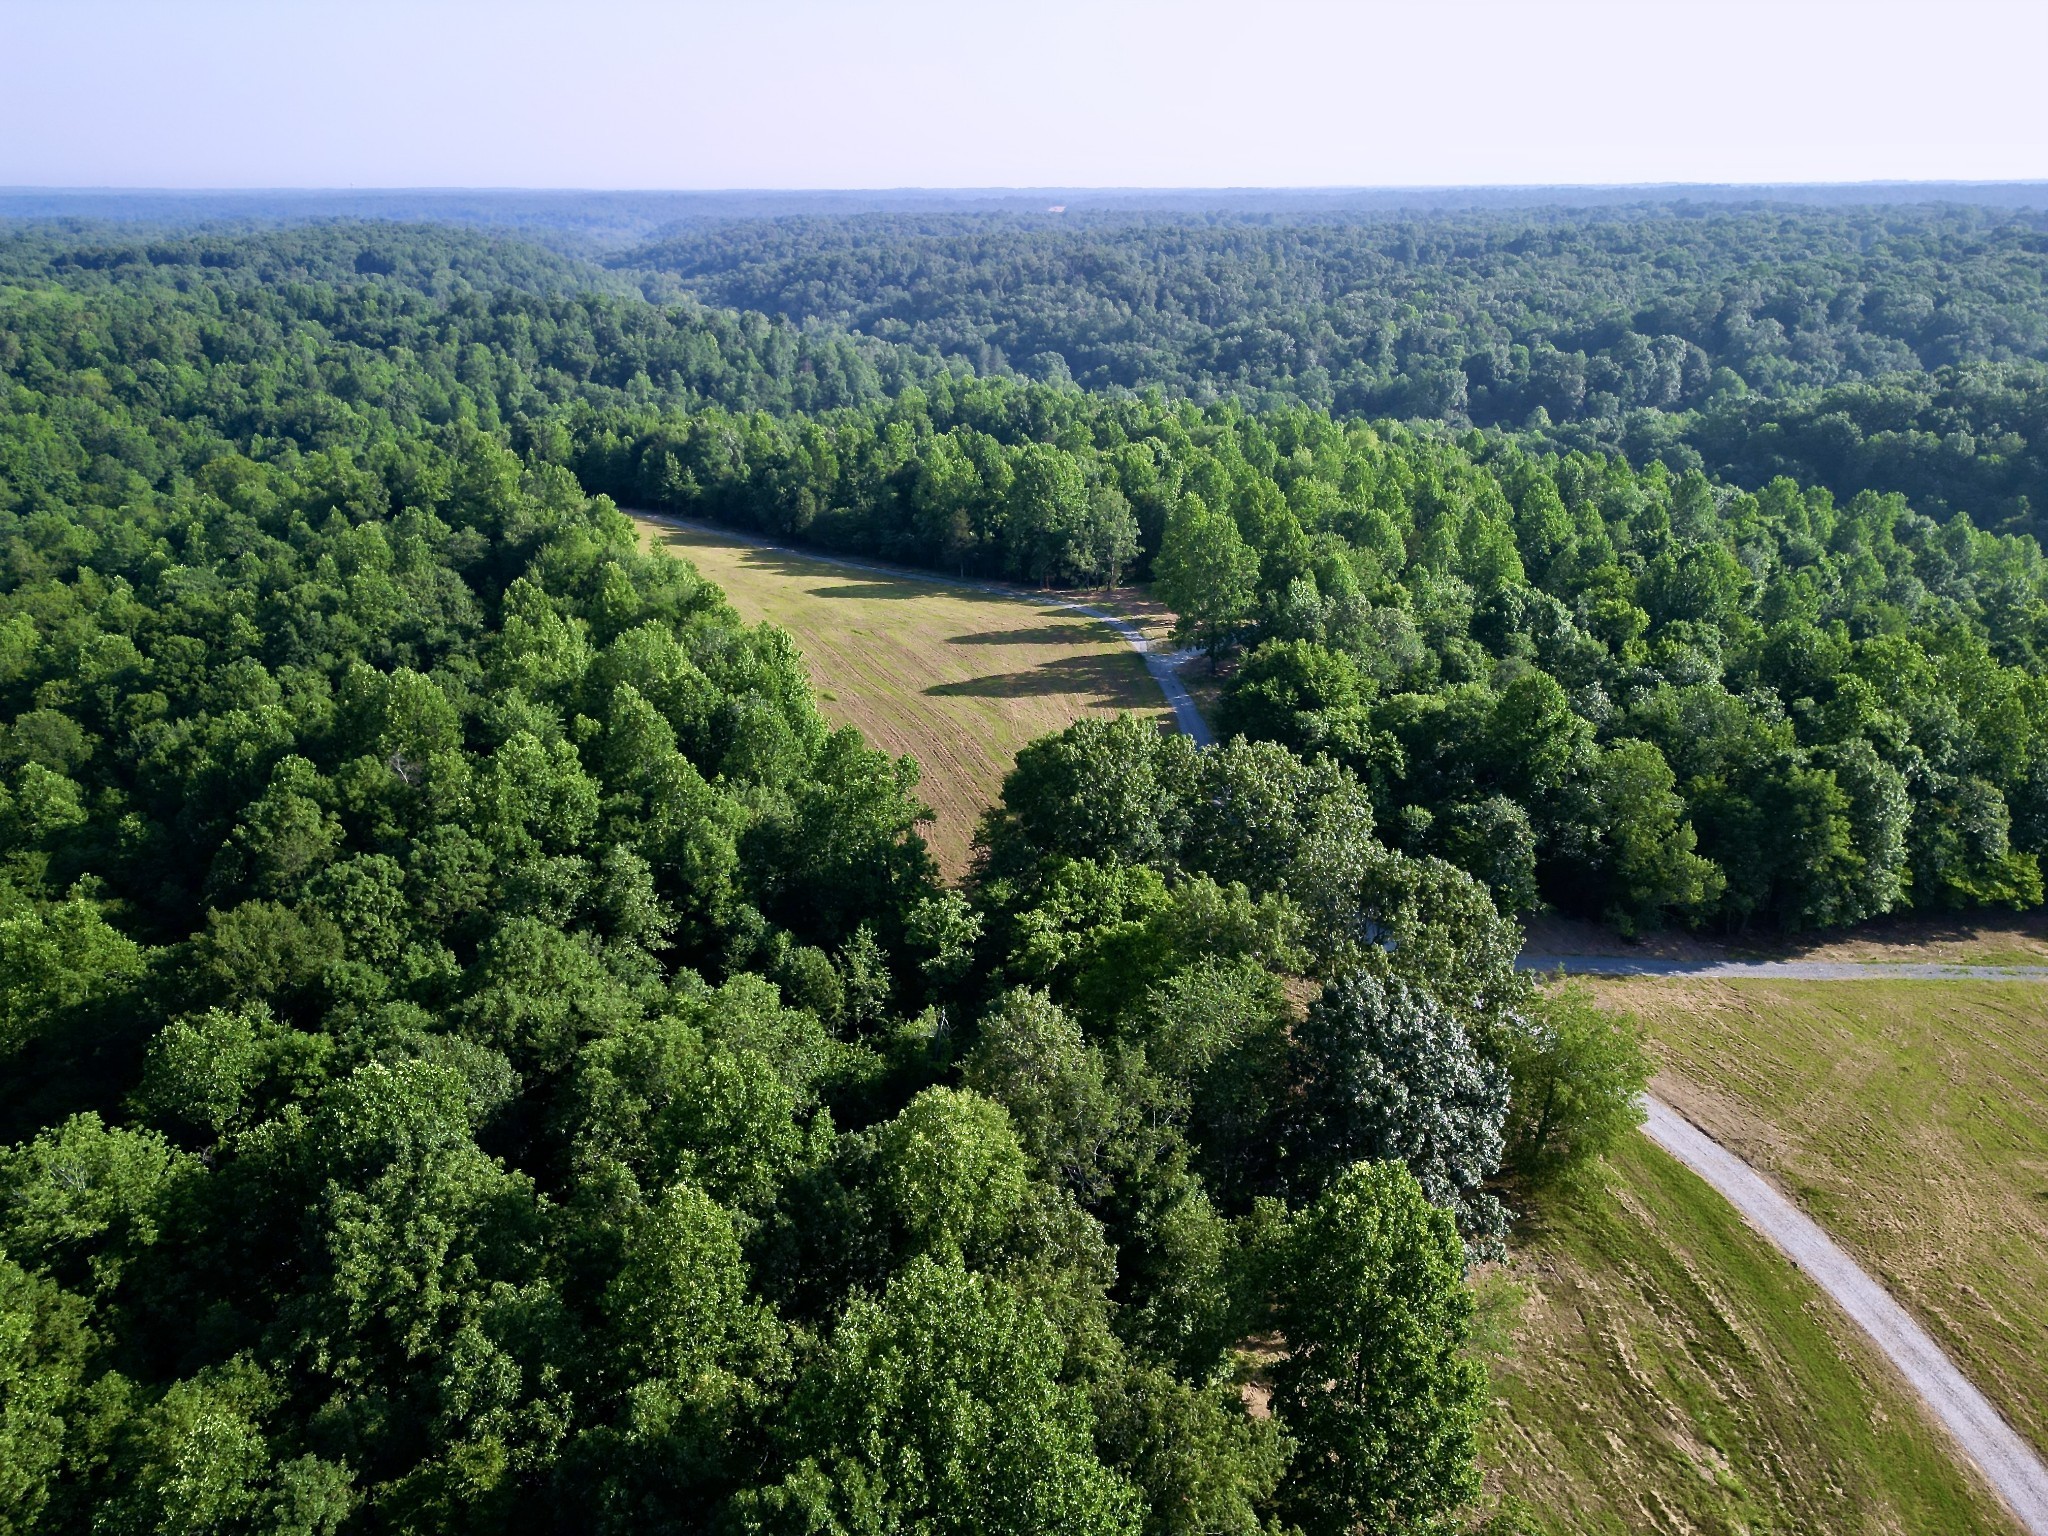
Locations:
1480;1135;2016;1534
638;519;1173;873
1596;977;2048;1457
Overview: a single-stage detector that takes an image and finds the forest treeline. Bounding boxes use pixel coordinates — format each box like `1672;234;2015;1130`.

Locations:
7;234;2047;936
0;225;944;424
0;239;1642;1532
584;381;2048;934
625;207;2048;536
0;221;640;304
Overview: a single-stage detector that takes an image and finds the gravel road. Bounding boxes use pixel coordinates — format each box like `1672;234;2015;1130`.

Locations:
1643;1098;2048;1533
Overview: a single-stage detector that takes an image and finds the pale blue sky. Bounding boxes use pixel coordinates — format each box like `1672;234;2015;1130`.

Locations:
4;0;2044;189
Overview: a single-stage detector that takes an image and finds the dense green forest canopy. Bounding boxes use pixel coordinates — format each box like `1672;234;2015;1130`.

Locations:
7;224;2048;937
4;206;2048;1531
623;205;2048;537
625;208;2048;405
18;199;2048;539
0;221;642;302
0;230;945;426
0;225;1650;1533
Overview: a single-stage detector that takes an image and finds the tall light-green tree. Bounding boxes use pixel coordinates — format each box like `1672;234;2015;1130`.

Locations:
1008;444;1090;587
1155;495;1259;667
1269;1161;1487;1536
1071;485;1141;589
742;1256;1141;1536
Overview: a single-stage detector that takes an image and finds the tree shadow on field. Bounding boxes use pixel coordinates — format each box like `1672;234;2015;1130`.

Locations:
725;557;1029;610
1767;902;2048;961
803;578;977;602
948;623;1106;646
924;652;1159;708
657;534;974;602
655;530;1096;616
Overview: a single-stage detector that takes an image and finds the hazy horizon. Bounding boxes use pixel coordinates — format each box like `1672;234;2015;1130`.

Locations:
9;179;2048;193
6;0;2045;189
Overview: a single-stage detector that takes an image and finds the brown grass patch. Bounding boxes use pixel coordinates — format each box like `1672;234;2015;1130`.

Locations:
637;520;1175;876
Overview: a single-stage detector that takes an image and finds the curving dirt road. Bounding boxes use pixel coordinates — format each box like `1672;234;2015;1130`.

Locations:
638;512;2048;1532
1642;1098;2048;1533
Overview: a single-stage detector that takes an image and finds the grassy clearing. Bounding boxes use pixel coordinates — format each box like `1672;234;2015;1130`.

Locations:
1594;976;2048;1457
638;520;1172;874
1480;1135;2017;1534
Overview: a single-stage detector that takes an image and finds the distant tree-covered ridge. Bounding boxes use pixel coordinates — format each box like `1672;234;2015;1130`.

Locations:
0;227;948;428
624;209;2048;408
1;252;1636;1531
625;206;2048;535
16;208;2048;538
0;219;636;302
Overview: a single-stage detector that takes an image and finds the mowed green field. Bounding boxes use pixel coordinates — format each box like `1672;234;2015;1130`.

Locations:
638;519;1172;874
1479;1136;2016;1535
1596;976;2048;1457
